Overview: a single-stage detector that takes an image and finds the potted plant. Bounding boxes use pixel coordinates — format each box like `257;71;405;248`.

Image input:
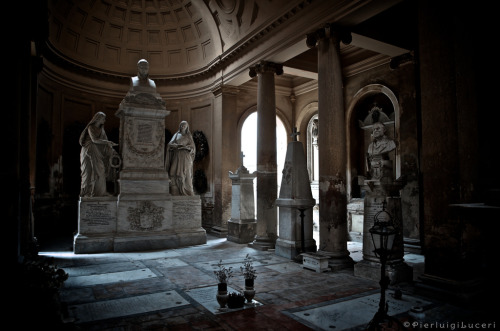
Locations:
213;259;233;308
227;292;246;309
240;254;257;303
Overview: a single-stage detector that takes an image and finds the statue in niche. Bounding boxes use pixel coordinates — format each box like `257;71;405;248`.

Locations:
130;59;156;92
311;118;319;144
366;121;396;181
311;118;318;138
79;112;119;197
165;121;196;196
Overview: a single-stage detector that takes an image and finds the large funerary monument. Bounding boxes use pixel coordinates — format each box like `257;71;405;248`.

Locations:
74;60;206;253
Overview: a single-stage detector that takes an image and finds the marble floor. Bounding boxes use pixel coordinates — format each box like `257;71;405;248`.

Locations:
34;233;493;330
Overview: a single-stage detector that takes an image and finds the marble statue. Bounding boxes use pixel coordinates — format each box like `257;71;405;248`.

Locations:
79;112;119;197
130;59;156;92
366;121;396;181
165;120;196;196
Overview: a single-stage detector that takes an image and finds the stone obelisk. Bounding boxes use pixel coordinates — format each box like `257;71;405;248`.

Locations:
275;129;316;259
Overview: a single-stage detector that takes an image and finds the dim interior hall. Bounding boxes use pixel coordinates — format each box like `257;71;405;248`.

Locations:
10;0;498;330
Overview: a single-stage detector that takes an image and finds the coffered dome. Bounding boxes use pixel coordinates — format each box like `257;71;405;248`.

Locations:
47;0;222;78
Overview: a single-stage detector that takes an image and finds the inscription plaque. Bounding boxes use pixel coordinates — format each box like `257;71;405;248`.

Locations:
173;199;200;226
136;122;153;144
79;198;117;234
82;203;113;226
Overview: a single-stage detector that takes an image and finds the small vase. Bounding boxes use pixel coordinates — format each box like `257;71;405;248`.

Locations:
216;283;228;309
243;279;255;303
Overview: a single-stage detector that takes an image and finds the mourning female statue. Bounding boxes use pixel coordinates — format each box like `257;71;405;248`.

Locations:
79;112;119;197
165;120;196;196
366;121;396;181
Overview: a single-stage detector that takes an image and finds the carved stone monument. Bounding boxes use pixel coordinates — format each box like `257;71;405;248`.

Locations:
74;59;206;253
354;117;412;284
227;153;257;244
275;129;317;260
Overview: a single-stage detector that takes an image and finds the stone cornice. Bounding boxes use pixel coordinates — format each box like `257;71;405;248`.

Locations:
211;84;239;97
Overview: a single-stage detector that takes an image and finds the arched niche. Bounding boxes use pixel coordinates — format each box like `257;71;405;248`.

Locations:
346;84;401;200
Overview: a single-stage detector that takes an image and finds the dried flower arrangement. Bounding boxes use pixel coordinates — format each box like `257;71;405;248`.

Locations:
240;254;257;280
213;259;233;284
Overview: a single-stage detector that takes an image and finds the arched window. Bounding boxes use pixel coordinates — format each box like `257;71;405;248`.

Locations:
241;111;287;191
306;114;319;183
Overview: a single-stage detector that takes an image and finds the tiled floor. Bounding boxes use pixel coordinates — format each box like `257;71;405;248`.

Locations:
35;234;493;330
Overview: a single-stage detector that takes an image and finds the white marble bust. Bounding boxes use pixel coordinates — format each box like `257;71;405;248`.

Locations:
367;122;396;156
130;59;156;92
367;122;396;181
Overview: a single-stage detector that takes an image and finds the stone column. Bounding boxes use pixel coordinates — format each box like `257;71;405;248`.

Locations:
306;25;353;269
211;85;239;237
248;61;283;250
415;1;493;301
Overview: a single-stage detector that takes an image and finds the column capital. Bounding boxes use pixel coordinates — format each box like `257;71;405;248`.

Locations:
306;24;352;48
249;61;283;78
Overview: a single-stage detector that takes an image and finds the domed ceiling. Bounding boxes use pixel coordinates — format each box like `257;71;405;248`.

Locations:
47;0;222;77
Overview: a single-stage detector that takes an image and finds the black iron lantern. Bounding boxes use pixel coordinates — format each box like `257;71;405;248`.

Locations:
367;200;406;330
369;202;396;261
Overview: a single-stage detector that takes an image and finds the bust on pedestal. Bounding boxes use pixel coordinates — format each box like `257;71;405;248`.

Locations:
74;59;206;253
354;121;412;284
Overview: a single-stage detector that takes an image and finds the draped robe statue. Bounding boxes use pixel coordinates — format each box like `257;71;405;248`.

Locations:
79;112;119;197
165;120;196;195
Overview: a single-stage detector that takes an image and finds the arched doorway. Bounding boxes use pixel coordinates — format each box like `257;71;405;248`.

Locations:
240;111;288;233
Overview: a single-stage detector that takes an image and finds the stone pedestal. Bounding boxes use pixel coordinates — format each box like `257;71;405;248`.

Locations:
275;140;316;260
227;165;257;244
347;198;364;242
302;252;330;273
74;196;117;254
353;178;413;284
74;195;205;253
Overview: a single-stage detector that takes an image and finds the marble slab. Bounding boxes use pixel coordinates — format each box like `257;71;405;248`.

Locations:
69;291;189;324
285;291;431;330
62;261;147;277
185;285;262;314
121;249;182;260
155;257;189;268
64;267;157;287
263;262;304;273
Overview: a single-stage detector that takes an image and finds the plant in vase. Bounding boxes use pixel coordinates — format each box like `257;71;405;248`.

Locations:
240;254;257;303
227;292;246;309
213;259;233;309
